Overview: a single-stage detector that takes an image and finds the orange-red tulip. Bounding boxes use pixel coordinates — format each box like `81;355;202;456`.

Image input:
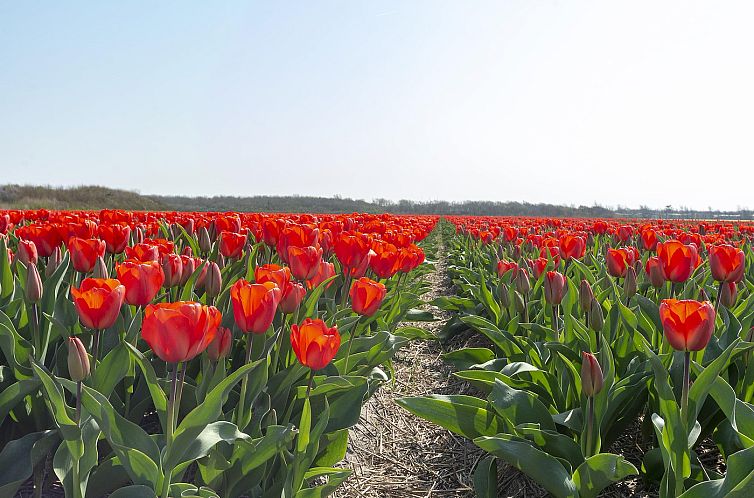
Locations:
350;277;387;316
98;224;131;254
606;248;635;278
290;318;341;370
657;240;698;283
68;237;106;273
116;260;165;306
70;278;125;330
230;280;281;334
659;299;715;351
219;231;246;259
288;245;323;280
559;235;586;261
709;244;745;283
141;301;221;363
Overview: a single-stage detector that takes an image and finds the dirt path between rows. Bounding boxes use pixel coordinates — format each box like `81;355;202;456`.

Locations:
333;230;483;498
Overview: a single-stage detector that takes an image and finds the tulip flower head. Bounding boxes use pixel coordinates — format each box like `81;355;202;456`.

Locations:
659;299;716;351
70;278;125;330
290;318;341;370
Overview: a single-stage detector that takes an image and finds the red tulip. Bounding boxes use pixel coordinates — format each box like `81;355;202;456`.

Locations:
350;277;387;316
70;278;125;330
370;242;400;279
645;256;666;288
606;248;635;278
116;259;165;306
141;301;221;363
230;280;281;334
290;318;341;370
207;326;232;361
280;281;306;314
640;229;658;251
659;299;715;351
559;235;586;261
15;224;61;258
219;231;246;259
68;237;106;273
543;271;567;305
616;225;634;243
335;233;372;276
306;261;336;290
657;240;698;283
288;245;323;280
161;253;183;288
580;352;604;396
125;243;160;262
98;224;131;254
15;239;38;266
497;260;518;277
709;244;745;283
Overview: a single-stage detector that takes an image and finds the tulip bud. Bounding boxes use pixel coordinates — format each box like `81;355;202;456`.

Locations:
581;351;604;397
698;288;710;302
513;291;526;316
512;245;522;260
205;261;222;298
498;282;510;308
92;256;109;279
589;299;604;332
515;268;531;296
543;271;566;305
67;336;90;382
45;246;63;278
25;263;43;303
623;266;637;300
720;282;738;308
746;326;754;343
206;326;232;361
134;226;145;244
179;256;195;286
586;233;595;246
646;257;665;289
198;227;212;254
579;280;593;313
181;246;193;257
161;254;183;288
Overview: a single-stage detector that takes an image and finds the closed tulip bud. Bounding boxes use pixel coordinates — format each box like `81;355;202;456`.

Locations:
206;326;232;361
198;227;212;253
67;336;90;382
589;299;604;332
698;288;710;302
544;271;567;305
134;226;145;244
205;262;222;298
45;246;63;278
581;352;604;397
178;255;195;286
92;256;109;279
586;233;595;246
512;245;522;260
513;291;526;315
25;263;43;303
181;246;193;257
498;282;510;308
746;327;754;343
161;253;183;288
579;280;593;313
623;266;637;300
515;268;531;295
720;282;737;308
645;256;665;289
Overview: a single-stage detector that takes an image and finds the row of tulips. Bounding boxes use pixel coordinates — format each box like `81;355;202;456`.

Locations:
399;217;754;498
0;210;438;498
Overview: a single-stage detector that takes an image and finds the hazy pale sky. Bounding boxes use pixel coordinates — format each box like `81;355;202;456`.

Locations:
2;1;753;210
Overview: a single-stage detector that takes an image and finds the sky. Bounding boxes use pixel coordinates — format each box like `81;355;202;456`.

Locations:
1;1;753;211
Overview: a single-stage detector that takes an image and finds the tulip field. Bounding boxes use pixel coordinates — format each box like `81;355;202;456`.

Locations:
1;210;754;498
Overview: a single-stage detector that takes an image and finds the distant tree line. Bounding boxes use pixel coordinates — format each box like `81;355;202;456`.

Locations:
1;185;752;219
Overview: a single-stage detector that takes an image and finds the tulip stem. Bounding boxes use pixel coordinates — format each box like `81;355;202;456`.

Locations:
75;381;82;425
343;317;363;374
91;329;101;378
681;351;690;424
162;363;180;498
236;335;253;429
586;395;595;457
306;368;315;398
715;281;724;311
341;274;352;308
